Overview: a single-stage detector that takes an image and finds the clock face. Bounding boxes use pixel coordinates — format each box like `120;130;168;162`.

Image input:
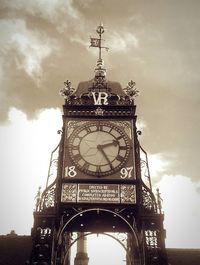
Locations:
68;121;131;176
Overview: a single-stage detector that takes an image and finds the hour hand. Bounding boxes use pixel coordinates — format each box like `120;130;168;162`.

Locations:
100;140;118;149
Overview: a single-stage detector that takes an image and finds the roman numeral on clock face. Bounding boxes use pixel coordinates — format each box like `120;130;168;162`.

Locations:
116;155;124;162
119;146;127;150
72;145;79;150
96;123;103;131
96;166;102;174
82;162;90;170
73;154;82;161
116;135;124;140
85;127;91;133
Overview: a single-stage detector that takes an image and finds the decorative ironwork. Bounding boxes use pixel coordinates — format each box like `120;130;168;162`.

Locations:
140;145;152;190
95;106;105;116
65;108;134;118
34;139;61;212
116;121;132;138
145;230;158;249
57;129;62;134
65;94;133;106
156;188;163;214
31;227;52;264
124;80;139;100
40;182;56;210
60;80;75;101
46;141;60;188
34;186;41;212
61;184;77;203
66;121;85;138
90;23;109;62
121;185;136;204
142;186;157;212
137;130;142;136
90;23;109;91
92;73;107;90
61;232;128;265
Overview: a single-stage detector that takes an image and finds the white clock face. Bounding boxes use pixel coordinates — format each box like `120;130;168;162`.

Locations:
68;121;131;176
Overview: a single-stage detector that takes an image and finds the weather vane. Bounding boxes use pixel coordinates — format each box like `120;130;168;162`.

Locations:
90;23;109;62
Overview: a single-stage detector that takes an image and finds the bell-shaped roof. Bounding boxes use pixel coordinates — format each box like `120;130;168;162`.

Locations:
75;58;126;97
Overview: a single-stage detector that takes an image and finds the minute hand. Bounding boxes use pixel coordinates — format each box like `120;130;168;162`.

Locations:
97;144;113;169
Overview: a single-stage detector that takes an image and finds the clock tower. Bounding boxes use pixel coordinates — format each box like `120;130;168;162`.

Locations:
29;24;168;265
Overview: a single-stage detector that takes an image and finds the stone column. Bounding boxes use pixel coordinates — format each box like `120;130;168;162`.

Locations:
74;232;89;265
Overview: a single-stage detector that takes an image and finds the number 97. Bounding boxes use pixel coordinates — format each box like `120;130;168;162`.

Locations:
120;167;133;179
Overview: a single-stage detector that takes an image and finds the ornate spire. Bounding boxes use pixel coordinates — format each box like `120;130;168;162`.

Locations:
90;23;109;79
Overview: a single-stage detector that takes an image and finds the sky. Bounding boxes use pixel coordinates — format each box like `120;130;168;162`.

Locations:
0;0;200;261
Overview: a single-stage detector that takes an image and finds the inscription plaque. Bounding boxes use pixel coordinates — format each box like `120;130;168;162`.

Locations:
61;183;136;204
78;184;120;203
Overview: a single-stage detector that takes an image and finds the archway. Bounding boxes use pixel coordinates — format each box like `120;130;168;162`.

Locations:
65;232;130;265
56;208;142;265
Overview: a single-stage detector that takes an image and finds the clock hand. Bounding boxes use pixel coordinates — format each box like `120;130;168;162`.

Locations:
97;144;113;169
100;140;118;149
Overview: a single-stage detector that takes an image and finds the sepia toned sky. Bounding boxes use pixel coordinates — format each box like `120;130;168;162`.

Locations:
0;0;200;256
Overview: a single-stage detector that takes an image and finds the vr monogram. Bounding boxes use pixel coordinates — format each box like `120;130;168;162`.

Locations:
91;92;108;105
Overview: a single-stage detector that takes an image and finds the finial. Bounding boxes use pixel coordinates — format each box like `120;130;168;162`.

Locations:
60;80;75;100
35;186;41;212
90;23;109;79
124;80;139;100
156;188;163;214
96;23;104;35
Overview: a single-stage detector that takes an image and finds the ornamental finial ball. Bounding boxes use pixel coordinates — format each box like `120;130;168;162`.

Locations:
96;23;104;35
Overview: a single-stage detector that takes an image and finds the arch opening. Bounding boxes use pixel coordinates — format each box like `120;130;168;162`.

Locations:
67;232;129;265
56;208;142;265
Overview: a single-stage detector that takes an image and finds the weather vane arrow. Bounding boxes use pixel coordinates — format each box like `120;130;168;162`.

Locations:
90;23;109;61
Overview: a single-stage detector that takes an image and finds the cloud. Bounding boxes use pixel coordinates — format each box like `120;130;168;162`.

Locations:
139;149;173;189
71;28;139;54
2;0;79;21
136;119;147;132
148;153;172;180
0;18;57;81
0;15;64;121
157;175;200;248
107;31;138;52
68;27;139;56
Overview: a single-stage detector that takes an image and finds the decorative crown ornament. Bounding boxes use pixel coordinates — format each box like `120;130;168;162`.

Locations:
124;80;139;100
94;106;105;116
60;80;75;100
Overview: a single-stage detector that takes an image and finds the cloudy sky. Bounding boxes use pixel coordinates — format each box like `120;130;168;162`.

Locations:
0;0;200;258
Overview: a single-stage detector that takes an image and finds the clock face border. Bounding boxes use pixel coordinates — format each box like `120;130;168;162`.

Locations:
64;119;135;180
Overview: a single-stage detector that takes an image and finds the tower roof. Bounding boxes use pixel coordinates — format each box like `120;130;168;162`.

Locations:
60;24;139;103
76;79;125;96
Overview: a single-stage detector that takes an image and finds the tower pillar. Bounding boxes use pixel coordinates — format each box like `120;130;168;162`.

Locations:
74;233;89;265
